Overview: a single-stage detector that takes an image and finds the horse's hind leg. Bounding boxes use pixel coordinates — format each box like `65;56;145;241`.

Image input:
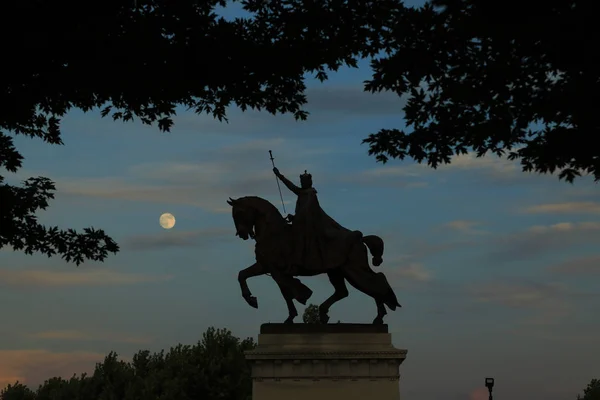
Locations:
283;295;298;324
341;245;399;324
318;269;349;324
344;271;388;324
373;299;387;325
272;276;299;324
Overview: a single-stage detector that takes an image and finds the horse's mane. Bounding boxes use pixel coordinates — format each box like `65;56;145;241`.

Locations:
237;196;285;220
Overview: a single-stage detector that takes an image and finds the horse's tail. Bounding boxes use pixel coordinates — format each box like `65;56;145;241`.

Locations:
379;272;402;310
362;234;384;267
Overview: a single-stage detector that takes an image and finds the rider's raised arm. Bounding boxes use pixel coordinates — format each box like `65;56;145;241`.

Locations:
277;172;301;195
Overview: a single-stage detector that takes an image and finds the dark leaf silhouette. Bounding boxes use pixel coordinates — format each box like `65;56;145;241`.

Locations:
362;0;598;184
2;0;595;263
0;0;395;262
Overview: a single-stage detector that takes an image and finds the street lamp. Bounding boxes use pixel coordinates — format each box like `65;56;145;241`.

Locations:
485;377;495;400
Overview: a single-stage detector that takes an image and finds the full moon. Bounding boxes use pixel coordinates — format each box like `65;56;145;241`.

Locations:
159;213;176;229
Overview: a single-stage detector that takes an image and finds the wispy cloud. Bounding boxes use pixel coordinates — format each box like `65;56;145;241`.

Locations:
547;255;600;275
437;152;518;175
358;165;421;178
472;281;563;308
49;138;335;213
304;86;407;115
0;269;173;288
470;280;572;326
58;176;209;207
171;86;407;136
485;221;600;263
344;165;427;188
124;228;232;251
27;330;152;344
0;350;104;389
527;221;600;233
360;151;544;186
441;220;488;235
522;201;600;215
380;233;474;261
559;184;600;203
385;260;433;288
393;263;432;281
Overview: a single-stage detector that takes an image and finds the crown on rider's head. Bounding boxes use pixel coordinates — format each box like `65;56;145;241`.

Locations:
300;170;312;179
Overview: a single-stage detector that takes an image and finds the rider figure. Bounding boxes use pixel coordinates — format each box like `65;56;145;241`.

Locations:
273;167;320;271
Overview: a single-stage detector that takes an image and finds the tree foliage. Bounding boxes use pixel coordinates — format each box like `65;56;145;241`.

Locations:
0;328;256;400
578;379;600;400
363;0;598;183
302;304;321;324
1;0;596;263
0;383;35;400
0;0;394;263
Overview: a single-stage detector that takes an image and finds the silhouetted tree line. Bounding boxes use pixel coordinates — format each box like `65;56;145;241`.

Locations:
0;306;326;400
578;379;600;400
1;0;595;264
1;328;256;400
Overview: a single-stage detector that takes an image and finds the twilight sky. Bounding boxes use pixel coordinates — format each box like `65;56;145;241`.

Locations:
1;2;599;400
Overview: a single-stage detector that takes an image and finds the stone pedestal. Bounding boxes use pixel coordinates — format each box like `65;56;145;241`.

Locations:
245;324;407;400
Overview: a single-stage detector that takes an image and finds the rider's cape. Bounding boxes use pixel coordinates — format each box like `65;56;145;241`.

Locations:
293;188;360;271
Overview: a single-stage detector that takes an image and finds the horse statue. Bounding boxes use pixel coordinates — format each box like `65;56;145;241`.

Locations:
227;195;401;324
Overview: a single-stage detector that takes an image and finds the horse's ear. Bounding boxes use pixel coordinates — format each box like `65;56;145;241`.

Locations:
227;197;236;206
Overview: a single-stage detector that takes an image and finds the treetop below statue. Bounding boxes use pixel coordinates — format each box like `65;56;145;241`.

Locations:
227;151;401;325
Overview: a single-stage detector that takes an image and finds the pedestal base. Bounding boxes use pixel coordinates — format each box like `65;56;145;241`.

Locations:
245;324;407;400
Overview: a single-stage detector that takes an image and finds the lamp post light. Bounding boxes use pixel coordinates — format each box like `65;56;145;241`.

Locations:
485;377;495;400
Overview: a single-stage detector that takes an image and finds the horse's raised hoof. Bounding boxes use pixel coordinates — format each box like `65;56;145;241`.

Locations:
244;295;258;309
291;280;313;305
372;316;384;325
296;289;312;305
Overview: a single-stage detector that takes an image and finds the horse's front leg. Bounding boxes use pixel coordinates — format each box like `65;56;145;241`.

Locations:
238;263;265;309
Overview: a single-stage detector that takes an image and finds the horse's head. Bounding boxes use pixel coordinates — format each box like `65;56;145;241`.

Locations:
227;196;287;241
227;197;257;240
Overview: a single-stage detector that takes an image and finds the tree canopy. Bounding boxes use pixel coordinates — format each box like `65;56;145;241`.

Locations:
0;327;256;400
1;0;595;263
578;379;600;400
302;304;321;324
0;0;392;263
363;0;597;183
